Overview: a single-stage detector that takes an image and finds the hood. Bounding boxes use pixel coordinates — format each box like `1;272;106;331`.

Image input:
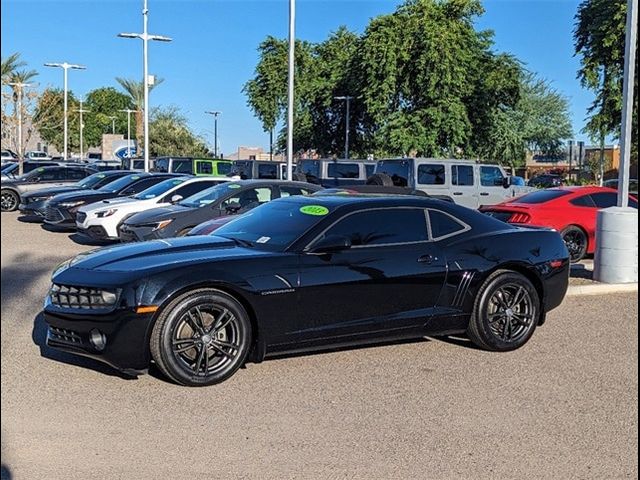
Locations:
53;235;268;276
23;185;83;199
49;189;119;205
78;196;144;213
124;203;194;226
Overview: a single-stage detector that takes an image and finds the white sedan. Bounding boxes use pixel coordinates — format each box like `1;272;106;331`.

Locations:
76;176;227;241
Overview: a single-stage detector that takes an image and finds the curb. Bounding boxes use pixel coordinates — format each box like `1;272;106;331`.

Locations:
566;282;638;297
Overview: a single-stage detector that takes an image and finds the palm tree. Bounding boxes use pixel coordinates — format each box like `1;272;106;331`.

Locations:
7;69;38;155
1;53;26;84
116;77;164;149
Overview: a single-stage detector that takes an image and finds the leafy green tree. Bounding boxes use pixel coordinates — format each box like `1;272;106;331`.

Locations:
115;77;164;148
575;0;638;161
83;87;135;147
148;106;209;157
32;88;80;152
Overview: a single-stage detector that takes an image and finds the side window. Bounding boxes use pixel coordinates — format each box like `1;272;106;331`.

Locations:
121;177;161;195
590;192;618;209
39;168;64;181
196;162;213;175
173;160;194;174
570;195;596;208
428;209;468;240
480;166;505;187
257;164;278;179
365;164;375;178
155;158;169;172
417;164;446;185
216;162;232;176
170;182;214;201
452;165;474;186
67;168;89;180
318;208;428;247
279;186;312;198
221;187;272;210
327;163;360;179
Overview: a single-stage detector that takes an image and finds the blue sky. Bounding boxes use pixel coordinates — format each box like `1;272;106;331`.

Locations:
1;0;593;155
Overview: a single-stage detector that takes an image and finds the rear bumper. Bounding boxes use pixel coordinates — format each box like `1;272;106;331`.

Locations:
542;262;570;313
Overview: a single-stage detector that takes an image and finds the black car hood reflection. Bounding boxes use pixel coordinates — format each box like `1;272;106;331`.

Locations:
49;189;117;204
61;235;269;273
23;185;87;198
125;203;193;224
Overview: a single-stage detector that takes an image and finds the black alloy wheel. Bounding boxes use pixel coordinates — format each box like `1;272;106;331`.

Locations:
150;289;252;386
561;226;588;263
467;271;540;352
1;189;19;212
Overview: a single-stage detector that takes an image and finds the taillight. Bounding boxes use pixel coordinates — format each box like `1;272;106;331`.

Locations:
508;212;531;223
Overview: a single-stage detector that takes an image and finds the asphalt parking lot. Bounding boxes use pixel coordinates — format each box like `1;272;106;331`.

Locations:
1;211;637;479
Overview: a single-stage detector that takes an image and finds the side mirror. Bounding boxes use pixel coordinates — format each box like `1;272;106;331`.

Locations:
308;235;352;254
224;201;242;214
502;177;511;189
170;194;183;204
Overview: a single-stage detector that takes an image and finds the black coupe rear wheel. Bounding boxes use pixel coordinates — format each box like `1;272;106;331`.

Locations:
467;271;540;351
1;189;19;212
150;289;252;386
561;226;588;263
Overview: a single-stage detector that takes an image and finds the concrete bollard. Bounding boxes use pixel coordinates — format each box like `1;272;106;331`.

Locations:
594;207;638;284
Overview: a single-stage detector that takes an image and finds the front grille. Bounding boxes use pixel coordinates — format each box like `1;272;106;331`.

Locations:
48;326;83;345
45;205;65;223
49;284;118;310
76;211;87;224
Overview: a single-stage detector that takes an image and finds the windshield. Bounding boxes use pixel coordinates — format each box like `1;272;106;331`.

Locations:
214;199;330;251
1;163;18;175
133;177;186;199
179;182;242;208
77;172;110;189
98;173;145;192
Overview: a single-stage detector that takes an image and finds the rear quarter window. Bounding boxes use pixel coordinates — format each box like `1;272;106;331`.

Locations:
428;210;469;240
417;164;446;185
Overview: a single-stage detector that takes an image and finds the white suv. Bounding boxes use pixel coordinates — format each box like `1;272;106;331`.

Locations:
371;158;534;209
76;176;227;241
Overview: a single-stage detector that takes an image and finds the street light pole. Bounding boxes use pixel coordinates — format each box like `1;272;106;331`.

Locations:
75;100;90;160
334;96;353;159
44;62;86;160
119;109;136;160
108;115;117;134
205;111;221;158
7;81;31;175
118;0;172;172
286;0;296;180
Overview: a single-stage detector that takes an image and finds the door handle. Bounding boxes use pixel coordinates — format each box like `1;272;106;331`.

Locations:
418;254;434;265
480;192;489;196
453;192;463;196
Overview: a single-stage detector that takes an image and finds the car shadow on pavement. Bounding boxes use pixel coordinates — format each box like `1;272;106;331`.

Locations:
31;312;137;381
67;232;112;247
16;214;43;224
430;335;485;351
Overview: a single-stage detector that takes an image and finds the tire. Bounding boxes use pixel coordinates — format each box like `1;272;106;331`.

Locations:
1;189;19;212
560;225;588;263
292;172;307;182
467;270;540;352
150;288;252;386
366;173;394;186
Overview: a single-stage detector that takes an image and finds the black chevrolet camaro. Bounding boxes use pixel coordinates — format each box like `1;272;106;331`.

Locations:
44;194;570;386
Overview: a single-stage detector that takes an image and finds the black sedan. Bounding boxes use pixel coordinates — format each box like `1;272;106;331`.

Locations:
19;170;133;218
43;172;181;228
118;180;322;241
44;194;570;386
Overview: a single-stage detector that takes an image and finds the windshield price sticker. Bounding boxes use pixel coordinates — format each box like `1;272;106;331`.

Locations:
256;236;271;244
300;205;329;216
228;184;242;189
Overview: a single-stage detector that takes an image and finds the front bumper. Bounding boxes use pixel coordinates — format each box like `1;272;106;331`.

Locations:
118;224;159;242
77;225;118;241
19;199;49;217
44;204;78;228
44;307;155;374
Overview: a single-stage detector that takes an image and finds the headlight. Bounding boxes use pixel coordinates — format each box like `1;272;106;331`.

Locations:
153;219;174;231
59;200;86;208
96;208;118;218
31;195;53;202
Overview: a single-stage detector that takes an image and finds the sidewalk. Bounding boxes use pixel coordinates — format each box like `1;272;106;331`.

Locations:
568;259;638;296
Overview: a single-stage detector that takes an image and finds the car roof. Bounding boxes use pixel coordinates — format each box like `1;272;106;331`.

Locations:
223;179;322;187
554;186;617;194
281;193;444;208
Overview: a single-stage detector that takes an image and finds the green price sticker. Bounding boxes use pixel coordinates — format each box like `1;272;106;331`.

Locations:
300;205;329;216
38;168;45;172
97;174;106;178
228;184;241;189
131;175;140;180
173;180;183;185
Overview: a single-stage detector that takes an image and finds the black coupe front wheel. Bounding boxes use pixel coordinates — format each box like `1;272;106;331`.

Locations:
467;271;540;352
150;289;252;386
1;189;19;212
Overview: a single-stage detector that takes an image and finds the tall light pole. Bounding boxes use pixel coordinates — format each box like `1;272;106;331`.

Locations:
75;100;90;160
334;95;353;159
120;108;136;159
286;0;296;179
118;0;172;172
205;111;221;158
44;62;86;160
7;81;31;175
107;115;117;134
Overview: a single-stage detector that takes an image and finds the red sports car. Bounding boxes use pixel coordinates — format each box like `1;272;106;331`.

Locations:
479;186;638;262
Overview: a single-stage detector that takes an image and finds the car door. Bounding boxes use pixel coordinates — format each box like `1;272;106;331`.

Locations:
450;164;478;208
22;167;68;193
293;207;447;343
478;165;508;205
